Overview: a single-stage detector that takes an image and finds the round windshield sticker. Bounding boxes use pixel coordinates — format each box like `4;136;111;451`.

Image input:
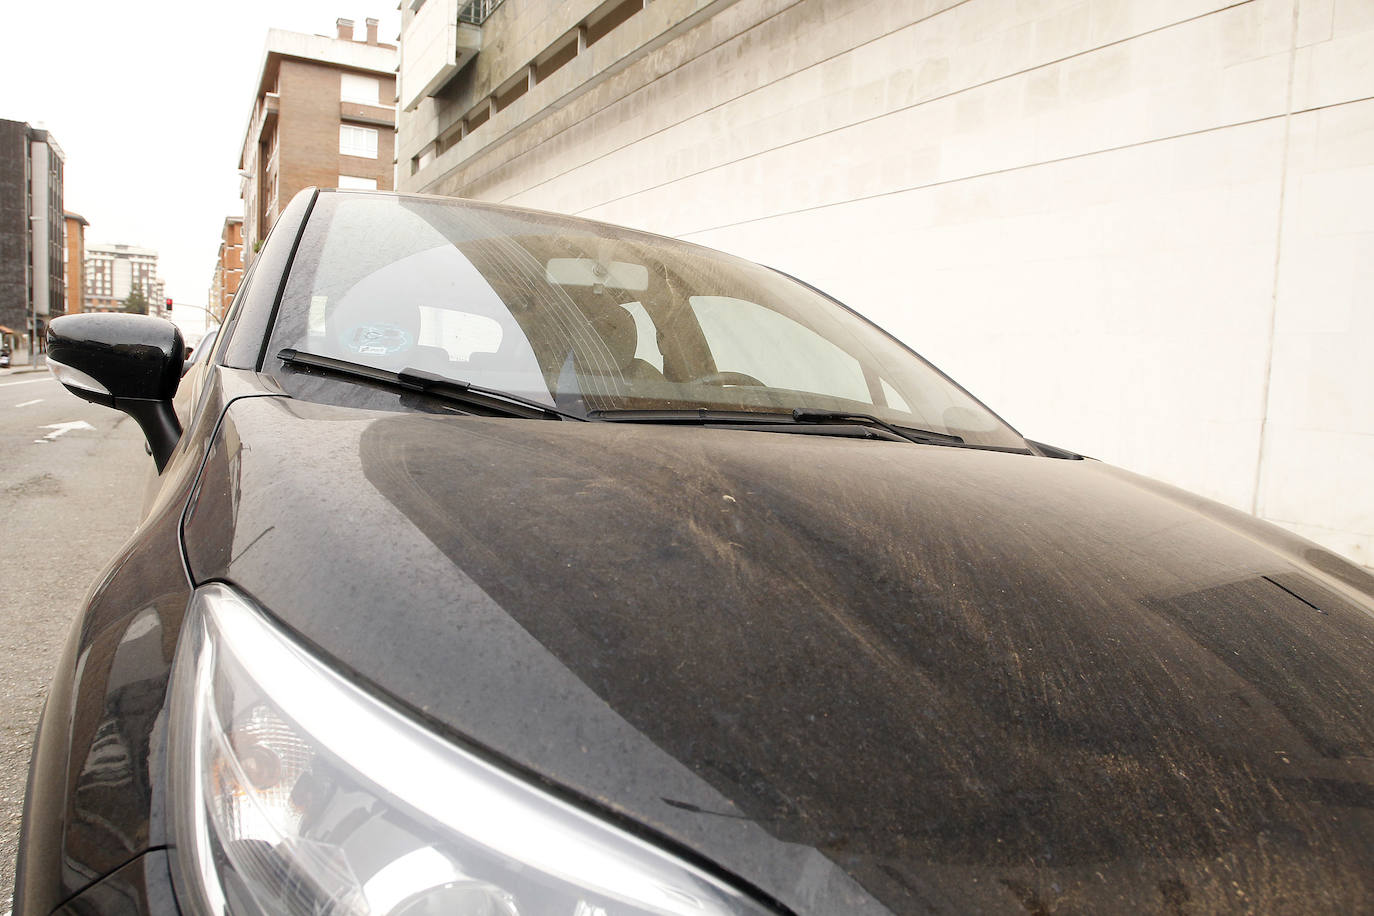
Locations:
341;323;412;356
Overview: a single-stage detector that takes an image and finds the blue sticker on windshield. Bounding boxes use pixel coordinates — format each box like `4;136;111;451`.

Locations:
341;323;412;356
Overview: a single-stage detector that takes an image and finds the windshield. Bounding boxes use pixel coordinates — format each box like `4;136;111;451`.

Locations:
268;192;1025;449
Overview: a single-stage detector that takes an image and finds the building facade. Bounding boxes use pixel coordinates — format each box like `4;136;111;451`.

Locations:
64;211;88;315
239;17;398;263
85;243;165;315
209;216;245;321
0;120;65;353
395;0;1374;568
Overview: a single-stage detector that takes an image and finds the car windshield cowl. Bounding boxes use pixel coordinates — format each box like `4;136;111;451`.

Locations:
276;348;584;421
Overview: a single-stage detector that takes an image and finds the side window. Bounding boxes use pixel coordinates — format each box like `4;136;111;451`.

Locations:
880;378;911;412
689;296;870;403
417;307;503;360
618;301;664;371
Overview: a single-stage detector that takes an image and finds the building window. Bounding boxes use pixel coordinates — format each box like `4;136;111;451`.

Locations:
341;73;381;105
338;175;378;190
340;125;379;158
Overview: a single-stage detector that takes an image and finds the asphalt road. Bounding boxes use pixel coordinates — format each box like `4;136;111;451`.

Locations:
0;370;147;910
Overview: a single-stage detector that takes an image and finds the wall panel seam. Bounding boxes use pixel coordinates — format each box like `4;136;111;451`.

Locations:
483;0;1255;205
1248;0;1301;517
667;94;1374;238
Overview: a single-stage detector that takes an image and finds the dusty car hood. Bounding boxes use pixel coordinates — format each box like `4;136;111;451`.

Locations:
183;396;1374;914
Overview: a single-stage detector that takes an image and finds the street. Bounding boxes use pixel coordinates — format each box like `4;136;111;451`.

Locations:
0;370;146;909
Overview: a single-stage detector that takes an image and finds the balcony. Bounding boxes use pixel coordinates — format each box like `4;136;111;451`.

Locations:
400;0;485;111
341;101;397;128
458;0;505;24
256;92;280;143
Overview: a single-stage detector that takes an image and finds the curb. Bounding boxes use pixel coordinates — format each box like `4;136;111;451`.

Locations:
0;360;48;378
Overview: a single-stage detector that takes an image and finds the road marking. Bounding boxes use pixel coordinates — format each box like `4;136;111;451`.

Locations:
39;420;95;440
15;398;43;407
0;377;52;388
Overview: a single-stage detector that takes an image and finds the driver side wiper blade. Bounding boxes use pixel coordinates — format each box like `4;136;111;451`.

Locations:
276;349;583;421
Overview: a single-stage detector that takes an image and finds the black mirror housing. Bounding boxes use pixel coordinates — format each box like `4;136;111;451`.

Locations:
48;314;186;471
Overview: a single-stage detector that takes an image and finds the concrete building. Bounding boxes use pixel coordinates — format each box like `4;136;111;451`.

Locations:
85;243;165;315
239;17;398;263
64;211;88;315
209;216;245;321
396;0;1374;567
0;120;65;354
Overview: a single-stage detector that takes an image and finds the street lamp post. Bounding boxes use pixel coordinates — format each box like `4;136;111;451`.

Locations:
167;302;222;326
164;302;223;351
28;214;40;368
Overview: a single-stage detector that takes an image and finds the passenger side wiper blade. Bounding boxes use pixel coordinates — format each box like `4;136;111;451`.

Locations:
789;408;964;445
588;407;963;445
586;408;798;425
276;349;583;421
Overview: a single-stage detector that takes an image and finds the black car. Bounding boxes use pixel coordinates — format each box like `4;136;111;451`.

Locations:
17;188;1374;915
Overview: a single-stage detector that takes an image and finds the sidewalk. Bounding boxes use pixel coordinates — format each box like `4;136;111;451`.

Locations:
0;351;47;378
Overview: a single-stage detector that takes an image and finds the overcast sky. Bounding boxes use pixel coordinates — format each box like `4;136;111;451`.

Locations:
4;2;402;334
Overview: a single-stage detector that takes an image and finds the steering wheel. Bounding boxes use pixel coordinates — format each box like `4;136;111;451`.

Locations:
692;370;766;387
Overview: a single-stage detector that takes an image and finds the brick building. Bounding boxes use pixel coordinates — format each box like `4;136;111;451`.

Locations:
85;243;165;315
239;17;397;264
0;120;65;353
208;216;244;322
64;211;88;315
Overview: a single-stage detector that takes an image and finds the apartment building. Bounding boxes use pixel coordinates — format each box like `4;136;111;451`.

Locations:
64;211;88;315
394;0;1374;566
209;216;244;321
85;243;165;315
0;120;65;351
239;17;397;263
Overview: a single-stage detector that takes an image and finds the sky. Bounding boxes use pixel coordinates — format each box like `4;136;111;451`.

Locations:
3;1;402;336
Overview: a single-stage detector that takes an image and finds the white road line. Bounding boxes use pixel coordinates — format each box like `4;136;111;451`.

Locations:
39;420;95;440
0;377;52;388
14;398;43;407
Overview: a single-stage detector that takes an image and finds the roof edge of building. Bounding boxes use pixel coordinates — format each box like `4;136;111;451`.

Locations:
263;28;396;75
239;28;397;170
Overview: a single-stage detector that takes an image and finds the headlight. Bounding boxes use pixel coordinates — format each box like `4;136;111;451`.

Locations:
168;584;773;916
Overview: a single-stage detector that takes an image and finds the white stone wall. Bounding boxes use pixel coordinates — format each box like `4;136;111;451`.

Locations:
407;0;1374;566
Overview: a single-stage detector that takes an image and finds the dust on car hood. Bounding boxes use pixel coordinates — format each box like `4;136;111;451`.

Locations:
183;396;1374;914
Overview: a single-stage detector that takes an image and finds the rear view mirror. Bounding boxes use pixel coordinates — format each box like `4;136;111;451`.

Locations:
545;258;649;291
47;314;185;472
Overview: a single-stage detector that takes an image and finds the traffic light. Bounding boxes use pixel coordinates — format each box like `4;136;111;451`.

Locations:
165;298;174;312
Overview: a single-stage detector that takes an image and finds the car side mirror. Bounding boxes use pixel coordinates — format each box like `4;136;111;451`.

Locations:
47;314;185;472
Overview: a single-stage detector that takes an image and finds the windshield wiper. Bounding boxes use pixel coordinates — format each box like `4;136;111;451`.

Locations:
586;408;796;425
587;407;963;445
789;408;963;445
276;349;583;421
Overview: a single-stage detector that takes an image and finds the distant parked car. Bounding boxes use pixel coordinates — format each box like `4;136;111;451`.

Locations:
16;188;1374;914
0;345;11;368
181;326;218;369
